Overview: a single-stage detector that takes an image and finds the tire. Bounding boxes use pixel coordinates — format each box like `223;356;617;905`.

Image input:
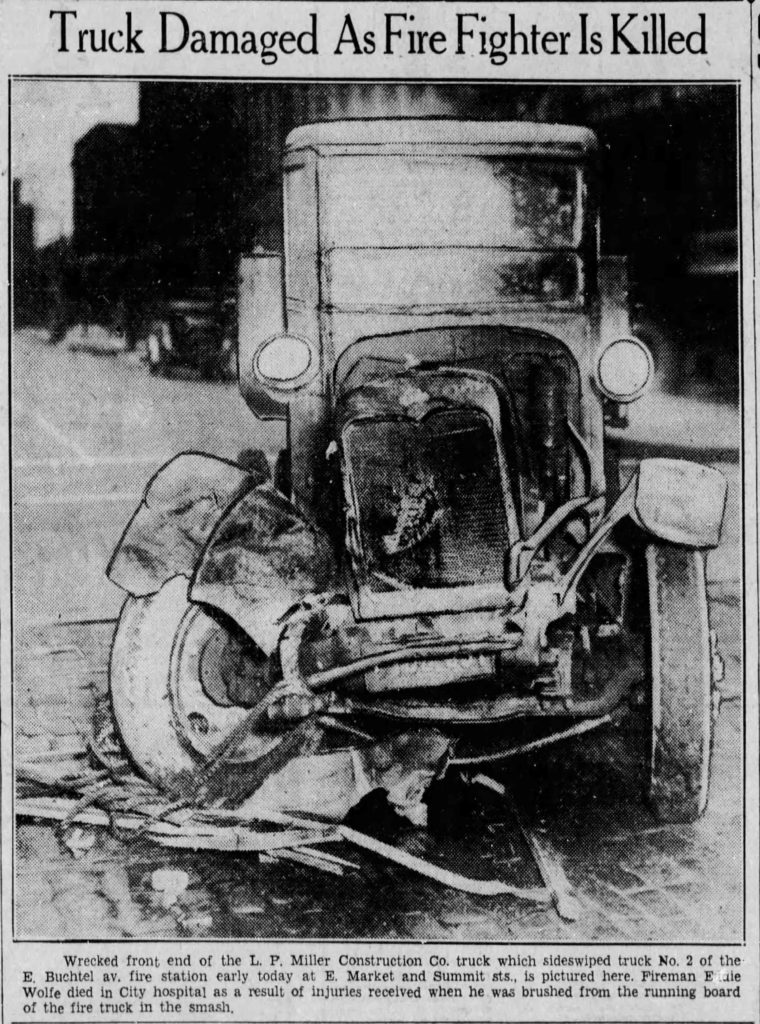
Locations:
110;576;269;795
647;543;713;822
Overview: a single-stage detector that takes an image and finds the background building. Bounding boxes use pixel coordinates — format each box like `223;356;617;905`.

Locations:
72;124;141;259
12;179;37;327
138;83;243;284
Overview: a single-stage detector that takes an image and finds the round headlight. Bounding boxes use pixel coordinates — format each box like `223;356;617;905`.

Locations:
595;336;653;403
253;334;317;394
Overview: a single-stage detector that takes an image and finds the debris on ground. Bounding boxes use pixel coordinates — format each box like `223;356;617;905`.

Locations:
17;794;335;853
15;703;580;918
205;721;452;825
16;774;577;918
151;868;189;907
260;846;354;876
230;902;266;916
470;773;581;921
62;825;96;859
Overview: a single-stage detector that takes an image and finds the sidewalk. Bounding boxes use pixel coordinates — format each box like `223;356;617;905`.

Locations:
608;391;740;462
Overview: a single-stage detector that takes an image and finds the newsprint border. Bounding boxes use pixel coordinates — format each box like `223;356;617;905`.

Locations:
7;68;749;947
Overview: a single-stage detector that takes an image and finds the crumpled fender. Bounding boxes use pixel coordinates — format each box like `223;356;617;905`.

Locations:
190;485;339;655
107;452;261;597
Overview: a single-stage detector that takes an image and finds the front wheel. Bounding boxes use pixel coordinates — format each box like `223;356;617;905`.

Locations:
110;576;275;795
647;543;714;822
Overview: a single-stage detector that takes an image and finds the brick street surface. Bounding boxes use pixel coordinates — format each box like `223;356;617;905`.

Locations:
11;333;744;942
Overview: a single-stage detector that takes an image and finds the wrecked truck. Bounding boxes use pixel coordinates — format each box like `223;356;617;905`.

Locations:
107;120;727;825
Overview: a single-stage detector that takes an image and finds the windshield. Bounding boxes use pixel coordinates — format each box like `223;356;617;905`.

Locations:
322;155;583;249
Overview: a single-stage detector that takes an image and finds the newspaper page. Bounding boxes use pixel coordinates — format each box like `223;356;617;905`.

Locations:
0;2;757;1023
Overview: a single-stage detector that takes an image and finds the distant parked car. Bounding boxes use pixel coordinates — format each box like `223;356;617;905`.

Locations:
145;288;237;379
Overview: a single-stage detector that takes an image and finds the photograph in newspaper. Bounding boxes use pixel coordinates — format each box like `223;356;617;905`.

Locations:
11;79;742;947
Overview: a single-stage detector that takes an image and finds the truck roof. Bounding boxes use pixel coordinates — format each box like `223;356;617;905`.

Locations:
285;119;597;155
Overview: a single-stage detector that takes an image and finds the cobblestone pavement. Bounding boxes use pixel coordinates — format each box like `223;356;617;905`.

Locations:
12;334;744;942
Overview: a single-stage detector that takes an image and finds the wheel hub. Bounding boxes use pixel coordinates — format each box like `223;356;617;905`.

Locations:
169;605;277;761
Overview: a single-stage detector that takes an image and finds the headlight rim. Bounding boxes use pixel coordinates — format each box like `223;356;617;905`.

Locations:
252;333;318;395
595;335;654;404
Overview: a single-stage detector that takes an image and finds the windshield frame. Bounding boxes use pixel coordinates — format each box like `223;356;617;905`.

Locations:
317;152;594;313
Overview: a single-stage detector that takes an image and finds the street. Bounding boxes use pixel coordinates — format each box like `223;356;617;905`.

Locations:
12;329;285;626
11;329;743;942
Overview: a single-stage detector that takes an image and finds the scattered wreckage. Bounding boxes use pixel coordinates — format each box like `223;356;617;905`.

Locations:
89;120;726;901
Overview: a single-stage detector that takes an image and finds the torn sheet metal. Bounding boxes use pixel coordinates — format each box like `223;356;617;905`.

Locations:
236;729;452;825
107;453;258;597
191;484;339;654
